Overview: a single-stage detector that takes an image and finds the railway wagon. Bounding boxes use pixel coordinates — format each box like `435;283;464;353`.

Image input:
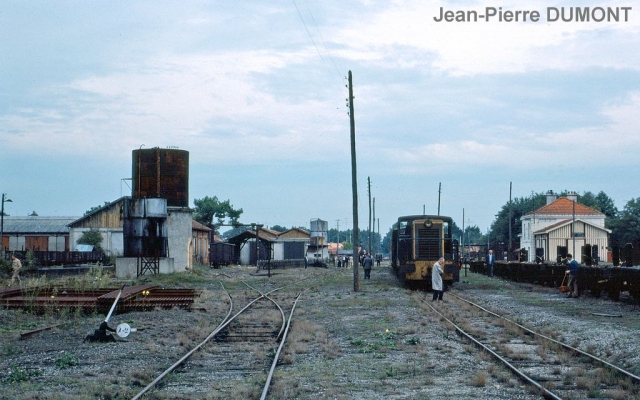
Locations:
210;242;235;268
390;215;459;289
485;261;640;302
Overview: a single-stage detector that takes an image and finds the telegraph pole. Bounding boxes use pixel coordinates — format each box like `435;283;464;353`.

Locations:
462;208;465;260
367;177;372;254
336;219;340;256
508;182;512;262
438;182;441;215
348;70;359;291
377;218;380;255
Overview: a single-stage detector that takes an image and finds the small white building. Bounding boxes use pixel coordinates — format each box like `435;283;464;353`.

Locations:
520;193;610;263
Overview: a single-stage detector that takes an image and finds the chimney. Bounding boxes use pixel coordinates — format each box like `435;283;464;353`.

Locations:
567;192;578;202
546;191;556;205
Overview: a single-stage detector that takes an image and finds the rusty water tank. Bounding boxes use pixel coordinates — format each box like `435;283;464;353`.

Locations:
123;198;168;258
132;147;189;208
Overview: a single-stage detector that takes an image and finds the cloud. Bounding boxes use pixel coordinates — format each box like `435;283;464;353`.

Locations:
0;49;348;163
372;89;640;176
330;0;640;75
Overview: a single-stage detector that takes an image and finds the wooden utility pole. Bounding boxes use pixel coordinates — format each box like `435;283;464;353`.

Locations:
508;182;512;262
377;218;380;255
349;70;360;292
462;208;465;260
368;179;372;254
372;197;376;254
438;182;441;215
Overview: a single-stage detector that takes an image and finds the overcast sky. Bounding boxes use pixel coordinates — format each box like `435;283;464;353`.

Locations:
1;1;639;237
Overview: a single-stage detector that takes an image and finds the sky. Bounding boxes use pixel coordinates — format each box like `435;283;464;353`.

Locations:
1;1;639;238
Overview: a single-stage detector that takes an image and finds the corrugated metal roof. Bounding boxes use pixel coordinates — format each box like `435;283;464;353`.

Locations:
2;216;79;234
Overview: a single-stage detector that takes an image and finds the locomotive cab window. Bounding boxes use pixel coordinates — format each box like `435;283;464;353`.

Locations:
399;221;409;235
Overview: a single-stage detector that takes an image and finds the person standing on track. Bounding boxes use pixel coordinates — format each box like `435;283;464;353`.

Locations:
362;253;373;280
485;249;495;277
432;257;444;301
565;253;580;298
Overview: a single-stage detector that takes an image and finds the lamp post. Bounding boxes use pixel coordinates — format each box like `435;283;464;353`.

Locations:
1;193;13;259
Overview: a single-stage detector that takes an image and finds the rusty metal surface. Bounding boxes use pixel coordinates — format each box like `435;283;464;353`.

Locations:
1;285;195;313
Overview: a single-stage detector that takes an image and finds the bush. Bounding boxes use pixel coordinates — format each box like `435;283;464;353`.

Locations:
0;259;11;277
77;229;104;252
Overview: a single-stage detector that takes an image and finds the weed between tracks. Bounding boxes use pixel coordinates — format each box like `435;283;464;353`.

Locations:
3;264;639;399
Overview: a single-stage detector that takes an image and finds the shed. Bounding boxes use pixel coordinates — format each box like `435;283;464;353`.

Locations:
192;220;212;265
227;228;278;265
68;197;128;256
2;216;78;254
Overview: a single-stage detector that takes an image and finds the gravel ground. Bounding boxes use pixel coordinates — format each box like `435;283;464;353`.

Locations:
1;264;639;399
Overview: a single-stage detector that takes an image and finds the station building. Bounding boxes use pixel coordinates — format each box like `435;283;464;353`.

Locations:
520;192;610;264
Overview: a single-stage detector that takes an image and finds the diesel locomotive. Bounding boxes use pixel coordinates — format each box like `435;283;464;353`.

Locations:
390;215;460;289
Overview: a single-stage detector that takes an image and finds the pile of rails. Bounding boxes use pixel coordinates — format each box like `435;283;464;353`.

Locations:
0;284;196;313
469;261;640;301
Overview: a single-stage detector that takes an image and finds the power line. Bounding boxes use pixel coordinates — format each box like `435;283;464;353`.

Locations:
291;0;324;62
291;0;348;99
305;2;344;81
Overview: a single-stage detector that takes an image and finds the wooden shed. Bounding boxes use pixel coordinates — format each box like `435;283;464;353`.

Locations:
2;216;77;253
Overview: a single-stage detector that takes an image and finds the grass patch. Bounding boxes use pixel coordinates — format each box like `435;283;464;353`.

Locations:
56;352;78;368
2;364;43;384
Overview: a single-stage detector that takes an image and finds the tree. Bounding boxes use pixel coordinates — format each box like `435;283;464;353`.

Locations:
611;197;640;245
77;229;103;251
451;220;462;241
270;225;287;233
222;226;251;240
594;191;618;221
193;196;243;234
490;192;547;252
464;226;484;244
84;201;111;216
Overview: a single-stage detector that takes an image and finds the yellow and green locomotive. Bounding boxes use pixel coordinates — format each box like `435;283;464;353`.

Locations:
391;215;460;289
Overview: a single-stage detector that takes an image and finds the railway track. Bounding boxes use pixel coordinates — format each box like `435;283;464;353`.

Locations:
131;280;302;399
424;291;640;399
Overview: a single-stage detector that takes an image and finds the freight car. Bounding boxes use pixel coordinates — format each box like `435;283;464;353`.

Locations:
390;215;460;289
209;242;235;268
470;260;640;302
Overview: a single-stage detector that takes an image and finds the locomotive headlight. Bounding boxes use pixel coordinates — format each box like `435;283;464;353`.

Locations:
424;219;433;228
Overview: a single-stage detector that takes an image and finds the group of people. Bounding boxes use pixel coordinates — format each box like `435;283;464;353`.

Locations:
336;256;350;268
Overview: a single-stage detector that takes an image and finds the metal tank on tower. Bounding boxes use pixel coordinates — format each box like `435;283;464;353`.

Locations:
116;147;194;279
307;218;329;263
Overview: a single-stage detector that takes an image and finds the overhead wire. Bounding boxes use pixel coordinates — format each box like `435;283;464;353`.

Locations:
291;0;349;101
305;1;345;83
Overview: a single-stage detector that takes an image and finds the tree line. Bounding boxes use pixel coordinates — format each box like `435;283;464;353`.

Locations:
191;191;639;257
487;190;637;251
